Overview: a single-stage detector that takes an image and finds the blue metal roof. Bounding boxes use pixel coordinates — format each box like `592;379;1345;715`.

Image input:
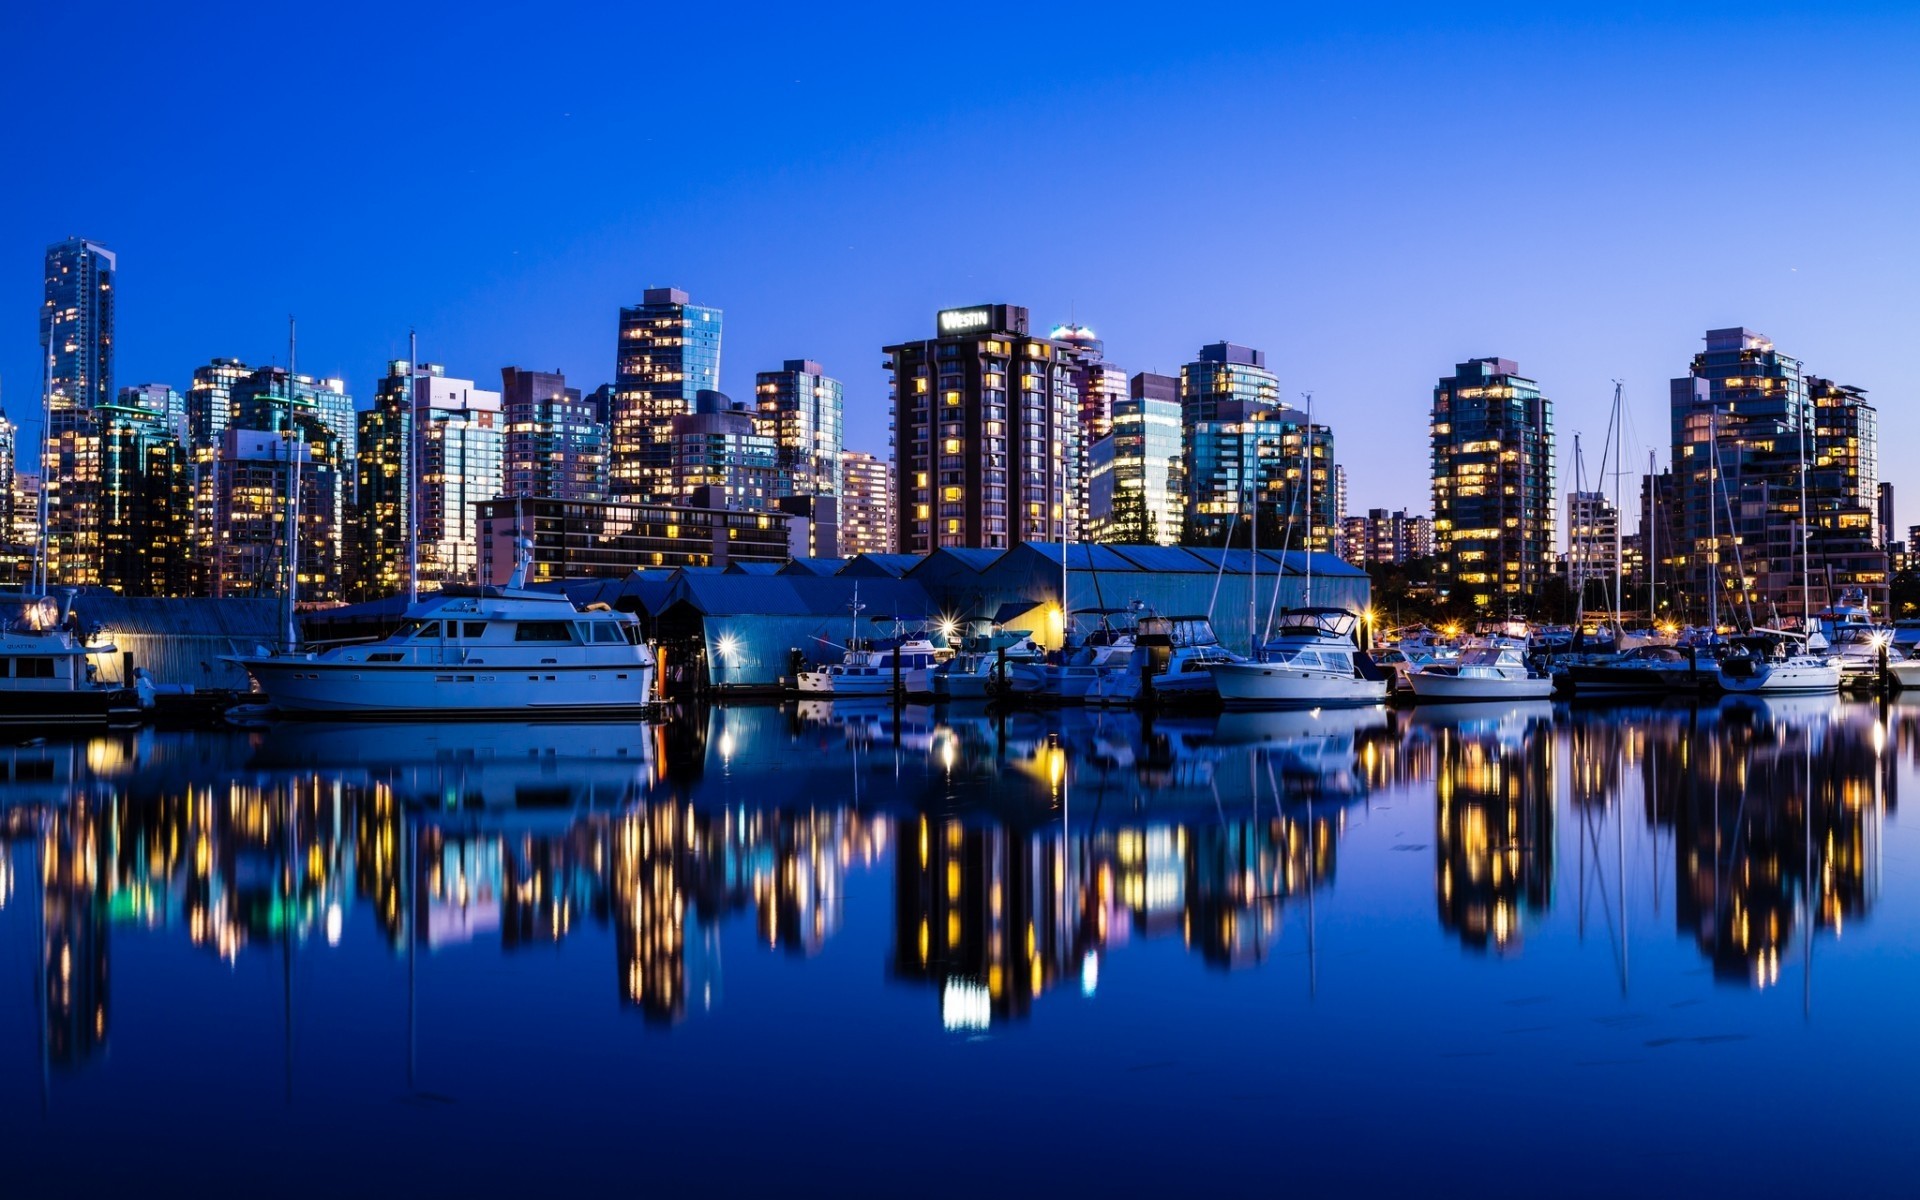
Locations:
840;553;921;578
724;560;785;575
1105;545;1216;573
779;557;848;576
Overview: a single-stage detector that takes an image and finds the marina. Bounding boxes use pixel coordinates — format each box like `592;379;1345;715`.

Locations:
2;695;1917;1194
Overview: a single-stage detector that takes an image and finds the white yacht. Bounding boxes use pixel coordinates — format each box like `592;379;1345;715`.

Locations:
1207;608;1389;707
796;636;947;697
230;553;657;718
1716;633;1841;695
0;591;139;725
1406;642;1554;701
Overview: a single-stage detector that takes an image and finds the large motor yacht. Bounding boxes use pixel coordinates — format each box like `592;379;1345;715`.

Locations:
0;591;139;725
230;551;657;719
1207;607;1389;708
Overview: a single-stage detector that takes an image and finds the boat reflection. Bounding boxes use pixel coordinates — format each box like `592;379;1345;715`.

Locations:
0;692;1905;1075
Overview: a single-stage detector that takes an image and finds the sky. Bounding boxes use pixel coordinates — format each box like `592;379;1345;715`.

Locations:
2;1;1915;539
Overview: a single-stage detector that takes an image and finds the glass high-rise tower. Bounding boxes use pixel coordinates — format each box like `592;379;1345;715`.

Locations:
754;359;844;501
39;238;116;585
611;287;722;502
1430;357;1555;611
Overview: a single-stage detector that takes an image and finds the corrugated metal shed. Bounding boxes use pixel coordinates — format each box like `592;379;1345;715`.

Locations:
72;596;280;690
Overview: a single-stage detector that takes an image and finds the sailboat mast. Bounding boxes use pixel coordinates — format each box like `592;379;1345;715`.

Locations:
36;337;53;594
1647;449;1657;625
1247;445;1257;653
283;317;301;651
1708;408;1719;634
1798;387;1812;632
1304;392;1314;609
1611;381;1624;640
406;330;420;605
1573;432;1586;625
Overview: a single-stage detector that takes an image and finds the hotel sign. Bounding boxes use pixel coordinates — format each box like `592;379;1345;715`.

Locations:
938;306;994;335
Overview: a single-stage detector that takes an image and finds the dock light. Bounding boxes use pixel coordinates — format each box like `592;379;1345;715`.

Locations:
716;633;740;665
937;615;959;639
1869;630;1894;652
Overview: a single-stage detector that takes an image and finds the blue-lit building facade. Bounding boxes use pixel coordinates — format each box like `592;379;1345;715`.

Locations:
612;287;723;503
754;359;844;501
1667;329;1885;622
1088;371;1183;545
1430;357;1555;611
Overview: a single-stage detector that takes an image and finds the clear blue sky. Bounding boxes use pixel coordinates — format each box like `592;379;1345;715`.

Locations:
4;1;1915;539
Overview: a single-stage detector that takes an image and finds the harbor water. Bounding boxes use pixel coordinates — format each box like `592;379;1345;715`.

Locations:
1;696;1916;1195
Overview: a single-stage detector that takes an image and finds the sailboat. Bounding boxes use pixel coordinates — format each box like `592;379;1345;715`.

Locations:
1209;394;1387;707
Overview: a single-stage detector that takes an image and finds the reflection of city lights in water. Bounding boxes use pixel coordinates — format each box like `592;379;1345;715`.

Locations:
942;981;992;1031
1081;952;1099;997
719;730;736;762
326;903;343;947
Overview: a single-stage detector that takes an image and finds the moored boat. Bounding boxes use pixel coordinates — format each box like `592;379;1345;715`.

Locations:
230;549;657;718
1208;607;1390;707
1406;642;1554;701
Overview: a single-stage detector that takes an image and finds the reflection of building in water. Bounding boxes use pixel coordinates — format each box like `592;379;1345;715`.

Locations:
1645;706;1889;987
44;803;110;1068
1433;712;1555;953
894;812;1339;1028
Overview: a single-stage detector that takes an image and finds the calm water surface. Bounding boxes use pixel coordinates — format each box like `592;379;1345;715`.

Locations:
2;696;1917;1196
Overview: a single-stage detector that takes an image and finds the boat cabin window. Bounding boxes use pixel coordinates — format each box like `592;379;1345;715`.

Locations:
13;657;56;679
584;623;627;645
394;620;442;640
514;621;574;643
463;622;488;639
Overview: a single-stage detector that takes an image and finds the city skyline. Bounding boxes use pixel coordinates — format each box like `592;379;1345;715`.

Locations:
4;5;1914;527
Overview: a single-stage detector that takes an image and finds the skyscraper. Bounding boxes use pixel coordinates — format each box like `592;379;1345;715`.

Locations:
501;366;606;501
40;238;115;411
414;365;503;585
754;359;844;502
1565;490;1620;601
1087;371;1182;545
1667;329;1887;621
668;390;778;511
611;287;722;502
1178;342;1284;543
1430;358;1555;611
39;238;117;585
199;428;339;600
350;367;414;601
188;358;250;452
1053;323;1127;446
219;367;356;590
119;383;188;442
0;405;14;543
840;449;894;556
96;399;190;596
1184;400;1335;548
885;304;1083;553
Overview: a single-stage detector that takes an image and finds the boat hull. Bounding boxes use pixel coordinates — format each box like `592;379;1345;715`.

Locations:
235;657;657;718
1209;662;1389;707
1718;661;1842;694
0;686;141;725
1406;672;1555;701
